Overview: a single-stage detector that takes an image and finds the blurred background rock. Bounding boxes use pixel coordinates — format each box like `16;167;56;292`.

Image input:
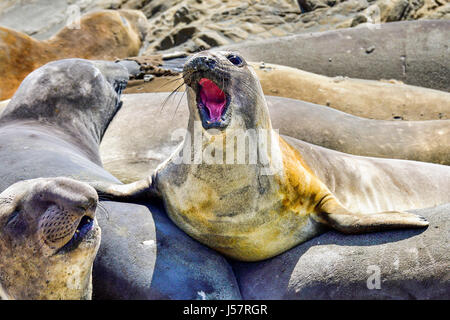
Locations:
1;0;448;54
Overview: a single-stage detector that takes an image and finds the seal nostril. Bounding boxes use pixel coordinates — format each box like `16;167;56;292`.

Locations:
56;215;94;253
205;58;216;69
194;56;216;71
76;198;97;213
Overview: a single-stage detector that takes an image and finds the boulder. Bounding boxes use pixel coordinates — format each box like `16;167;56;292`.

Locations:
0;0;130;40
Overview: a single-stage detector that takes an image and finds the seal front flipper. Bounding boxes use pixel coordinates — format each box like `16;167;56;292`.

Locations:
90;175;160;202
312;195;429;234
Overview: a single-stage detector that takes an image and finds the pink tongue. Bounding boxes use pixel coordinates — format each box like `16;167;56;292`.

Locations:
199;78;226;122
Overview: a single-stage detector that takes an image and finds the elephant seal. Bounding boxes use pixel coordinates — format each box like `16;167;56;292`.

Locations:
219;20;450;91
0;9;148;100
232;202;450;299
94;51;450;262
252;62;450;121
0;58;241;299
0;177;100;300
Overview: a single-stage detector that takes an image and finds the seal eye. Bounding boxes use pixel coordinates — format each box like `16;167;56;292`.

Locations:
227;54;243;66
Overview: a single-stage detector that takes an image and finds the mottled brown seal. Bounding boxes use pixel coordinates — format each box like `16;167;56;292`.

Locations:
0;177;100;300
94;51;450;262
0;9;148;100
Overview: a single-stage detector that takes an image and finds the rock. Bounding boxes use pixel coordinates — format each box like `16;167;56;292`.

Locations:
350;13;368;27
173;5;199;25
197;31;230;47
141;0;304;54
0;0;130;40
232;203;450;299
377;0;410;22
156;26;198;50
424;2;450;19
2;0;447;56
220;20;450;91
297;0;337;12
0;9;148;100
153;0;450;54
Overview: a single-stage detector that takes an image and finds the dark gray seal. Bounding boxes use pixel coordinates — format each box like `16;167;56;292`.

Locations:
0;58;241;299
232;202;450;299
219;20;450;91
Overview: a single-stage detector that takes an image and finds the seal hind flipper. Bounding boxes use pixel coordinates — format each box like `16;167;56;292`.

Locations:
313;195;429;234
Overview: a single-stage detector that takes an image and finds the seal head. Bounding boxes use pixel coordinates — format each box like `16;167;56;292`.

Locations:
0;59;128;165
0;177;100;300
183;51;271;131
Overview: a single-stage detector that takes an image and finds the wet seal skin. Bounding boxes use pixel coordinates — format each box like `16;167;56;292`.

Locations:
93;50;450;262
0;177;100;300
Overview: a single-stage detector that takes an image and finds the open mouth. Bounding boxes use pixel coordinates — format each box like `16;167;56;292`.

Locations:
57;215;95;253
197;78;230;129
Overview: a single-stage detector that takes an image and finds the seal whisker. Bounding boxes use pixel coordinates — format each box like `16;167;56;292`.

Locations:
160;82;185;113
155;76;184;91
172;85;186;120
97;202;110;220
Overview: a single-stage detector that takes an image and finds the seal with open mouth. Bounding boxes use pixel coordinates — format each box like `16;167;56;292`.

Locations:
0;58;241;299
93;51;450;262
0;177;100;300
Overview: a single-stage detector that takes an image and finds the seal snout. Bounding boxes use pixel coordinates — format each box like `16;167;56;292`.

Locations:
187;56;217;73
183;53;234;130
33;178;99;253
